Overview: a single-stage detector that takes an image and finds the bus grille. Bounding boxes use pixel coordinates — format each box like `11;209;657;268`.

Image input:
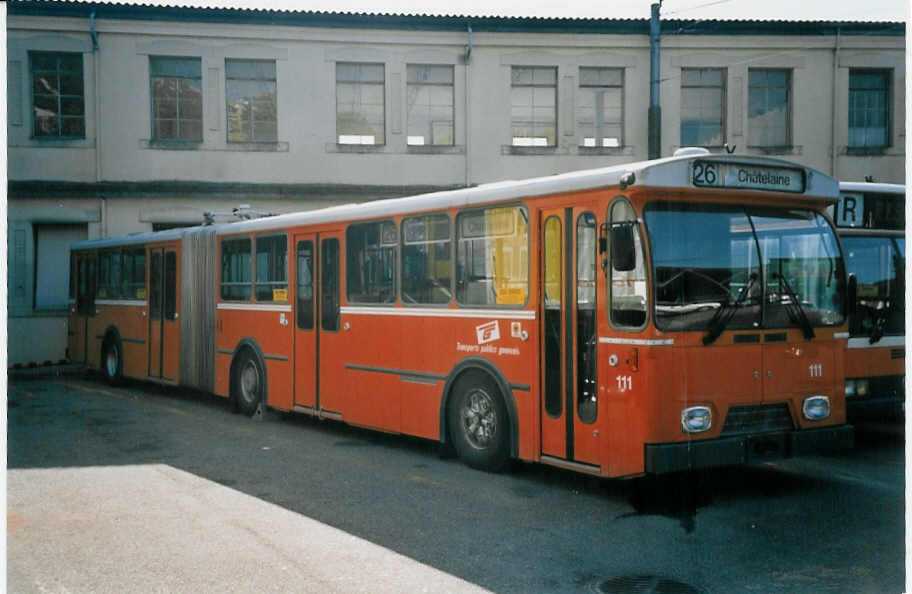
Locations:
721;403;794;436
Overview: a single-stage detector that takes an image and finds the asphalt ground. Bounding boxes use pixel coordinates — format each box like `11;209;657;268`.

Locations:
7;373;907;593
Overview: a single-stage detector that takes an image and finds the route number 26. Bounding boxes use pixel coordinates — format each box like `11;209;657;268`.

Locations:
693;162;719;186
616;375;633;392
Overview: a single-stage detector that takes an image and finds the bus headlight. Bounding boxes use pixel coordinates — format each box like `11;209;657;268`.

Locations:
681;406;712;433
845;379;869;398
802;396;830;421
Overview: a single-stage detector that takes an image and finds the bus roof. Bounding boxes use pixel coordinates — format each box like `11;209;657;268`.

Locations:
839;181;905;194
72;153;839;251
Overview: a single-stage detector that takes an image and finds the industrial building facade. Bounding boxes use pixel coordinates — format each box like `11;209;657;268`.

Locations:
6;1;906;364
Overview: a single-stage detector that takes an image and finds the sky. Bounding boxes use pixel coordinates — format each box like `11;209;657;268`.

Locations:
100;0;907;22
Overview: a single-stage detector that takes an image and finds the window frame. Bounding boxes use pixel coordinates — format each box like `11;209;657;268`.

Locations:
608;197;650;332
747;68;792;149
454;203;531;309
336;62;386;146
510;66;558;148
848;68;892;150
345;219;398;306
577;66;624;149
149;55;203;143
400;212;454;307
680;67;727;148
219;234;253;302
253;233;289;304
29;51;86;139
225;58;278;144
406;64;456;147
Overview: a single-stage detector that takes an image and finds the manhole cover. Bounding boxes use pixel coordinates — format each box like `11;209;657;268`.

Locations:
594;575;703;594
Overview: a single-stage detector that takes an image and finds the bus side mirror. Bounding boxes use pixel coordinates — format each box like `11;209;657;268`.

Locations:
611;224;636;272
847;273;858;322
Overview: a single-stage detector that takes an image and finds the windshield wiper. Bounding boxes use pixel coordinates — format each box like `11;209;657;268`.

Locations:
702;272;758;346
775;273;815;340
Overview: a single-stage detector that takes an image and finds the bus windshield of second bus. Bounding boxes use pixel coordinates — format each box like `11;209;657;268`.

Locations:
645;204;845;338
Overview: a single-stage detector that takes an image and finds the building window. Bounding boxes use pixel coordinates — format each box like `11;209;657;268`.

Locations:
748;69;790;148
849;69;890;148
511;66;557;147
30;52;85;138
226;59;277;143
406;64;454;146
578;67;623;148
681;67;726;147
336;62;385;145
150;56;202;141
346;221;397;304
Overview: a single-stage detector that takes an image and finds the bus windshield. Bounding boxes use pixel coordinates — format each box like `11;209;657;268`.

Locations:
841;235;904;339
645;203;845;333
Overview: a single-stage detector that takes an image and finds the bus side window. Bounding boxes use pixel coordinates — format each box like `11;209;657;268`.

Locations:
609;199;648;329
321;238;340;332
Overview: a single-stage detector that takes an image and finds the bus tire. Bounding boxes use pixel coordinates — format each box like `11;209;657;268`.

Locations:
101;334;123;386
233;349;264;418
447;371;510;472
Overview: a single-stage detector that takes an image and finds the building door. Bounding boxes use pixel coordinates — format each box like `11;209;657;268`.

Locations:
148;246;180;382
539;206;601;466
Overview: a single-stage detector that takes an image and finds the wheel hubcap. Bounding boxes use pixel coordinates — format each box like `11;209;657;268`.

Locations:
462;388;497;449
240;361;259;404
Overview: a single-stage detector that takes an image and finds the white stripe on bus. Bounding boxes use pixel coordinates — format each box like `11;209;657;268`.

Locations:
598;337;674;346
217;303;293;312
340;306;536;320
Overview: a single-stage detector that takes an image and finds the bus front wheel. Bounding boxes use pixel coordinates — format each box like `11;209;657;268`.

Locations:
447;371;509;472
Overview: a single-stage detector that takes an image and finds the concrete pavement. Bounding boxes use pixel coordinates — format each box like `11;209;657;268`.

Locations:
8;464;490;593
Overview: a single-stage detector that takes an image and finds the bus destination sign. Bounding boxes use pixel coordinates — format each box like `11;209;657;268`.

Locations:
692;160;805;193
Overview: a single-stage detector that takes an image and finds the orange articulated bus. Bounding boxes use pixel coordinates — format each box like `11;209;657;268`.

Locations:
833;182;905;421
68;151;853;478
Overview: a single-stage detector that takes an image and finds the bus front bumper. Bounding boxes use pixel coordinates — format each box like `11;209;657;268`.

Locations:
644;425;854;475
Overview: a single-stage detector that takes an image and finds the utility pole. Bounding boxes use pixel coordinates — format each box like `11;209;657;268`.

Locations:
648;2;662;159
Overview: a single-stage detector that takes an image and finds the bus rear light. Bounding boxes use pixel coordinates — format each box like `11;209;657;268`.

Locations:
802;396;831;421
681;406;712;433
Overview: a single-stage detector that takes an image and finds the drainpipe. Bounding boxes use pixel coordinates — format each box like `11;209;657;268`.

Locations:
91;11;105;234
648;2;662;159
464;23;472;187
830;27;841;179
90;11;102;185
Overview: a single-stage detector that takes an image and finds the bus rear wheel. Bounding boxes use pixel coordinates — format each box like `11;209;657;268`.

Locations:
447;372;509;472
233;349;264;417
101;336;123;385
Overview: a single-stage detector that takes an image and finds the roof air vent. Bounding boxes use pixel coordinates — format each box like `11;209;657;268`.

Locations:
674;147;712;157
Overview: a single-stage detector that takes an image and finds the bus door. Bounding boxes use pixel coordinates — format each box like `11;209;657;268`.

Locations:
148;246;180;382
303;232;343;416
539;207;601;466
293;233;317;410
71;253;96;364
